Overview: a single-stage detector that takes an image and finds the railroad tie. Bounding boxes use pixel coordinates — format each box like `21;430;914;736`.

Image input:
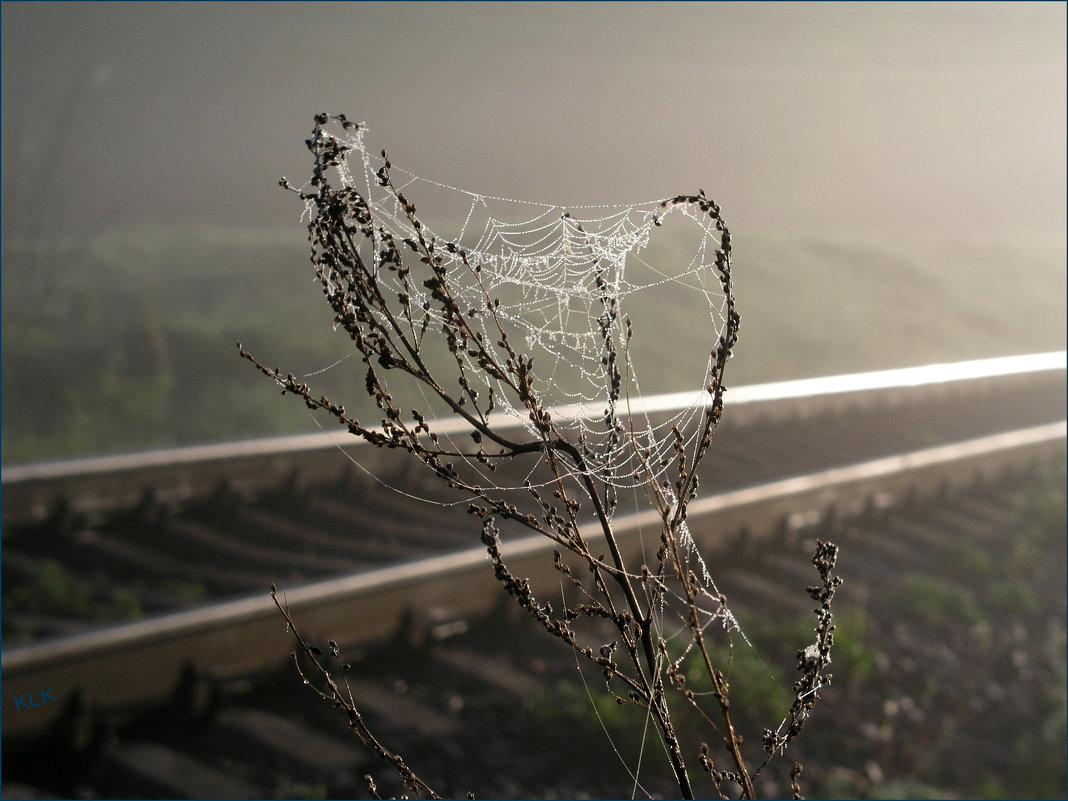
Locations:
434;646;545;697
344;679;459;737
101;742;262;800
211;707;368;785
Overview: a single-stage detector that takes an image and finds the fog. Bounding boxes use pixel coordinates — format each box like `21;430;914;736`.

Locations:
3;2;1065;241
2;2;1065;463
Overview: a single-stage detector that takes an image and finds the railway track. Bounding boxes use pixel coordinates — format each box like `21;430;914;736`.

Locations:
1;352;1065;798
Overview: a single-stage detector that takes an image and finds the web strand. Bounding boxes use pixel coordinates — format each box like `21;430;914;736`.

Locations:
299;121;746;616
260;116;822;799
307;125;731;505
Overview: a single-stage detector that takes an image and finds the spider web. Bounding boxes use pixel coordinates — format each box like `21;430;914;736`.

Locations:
307;121;733;508
286;120;799;796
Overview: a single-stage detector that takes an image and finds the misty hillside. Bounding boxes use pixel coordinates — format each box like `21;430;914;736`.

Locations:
2;227;1063;465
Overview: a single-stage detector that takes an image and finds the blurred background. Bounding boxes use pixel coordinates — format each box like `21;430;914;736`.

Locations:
2;1;1064;463
1;4;1065;800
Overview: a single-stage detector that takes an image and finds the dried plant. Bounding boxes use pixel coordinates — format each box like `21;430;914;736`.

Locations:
242;113;839;799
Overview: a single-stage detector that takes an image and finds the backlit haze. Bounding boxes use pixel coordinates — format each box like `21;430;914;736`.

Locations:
2;2;1065;462
3;2;1065;240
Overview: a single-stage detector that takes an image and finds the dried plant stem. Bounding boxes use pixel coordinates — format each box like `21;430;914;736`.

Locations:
247;113;839;799
269;585;444;800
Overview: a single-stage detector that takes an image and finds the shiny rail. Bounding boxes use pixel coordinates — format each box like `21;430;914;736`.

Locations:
3;418;1063;738
2;351;1064;524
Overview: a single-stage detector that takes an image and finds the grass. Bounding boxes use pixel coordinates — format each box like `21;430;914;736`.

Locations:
2;224;1063;464
897;573;985;628
11;559;143;622
807;461;1068;798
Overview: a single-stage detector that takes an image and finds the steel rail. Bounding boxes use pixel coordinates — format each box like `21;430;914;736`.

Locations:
2;351;1063;525
3;419;1063;738
4;351;1063;482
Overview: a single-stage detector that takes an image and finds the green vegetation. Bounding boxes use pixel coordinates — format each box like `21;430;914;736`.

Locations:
679;636;788;725
738;232;1066;380
523;606;886;788
897;573;985;628
806;462;1067;799
1005;463;1068;799
3;226;1064;464
2;227;354;463
525;677;653;769
819;775;954;800
275;780;328;800
943;538;996;579
1010;461;1067;581
523;629;791;786
11;559;143;622
1009;625;1067;799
